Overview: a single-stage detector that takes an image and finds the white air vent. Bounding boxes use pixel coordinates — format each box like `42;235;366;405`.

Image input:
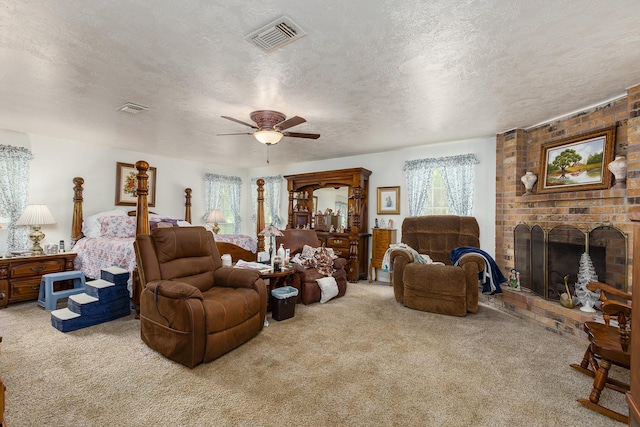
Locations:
245;16;307;52
116;102;149;114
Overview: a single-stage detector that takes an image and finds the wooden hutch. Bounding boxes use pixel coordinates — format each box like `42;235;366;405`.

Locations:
284;168;371;282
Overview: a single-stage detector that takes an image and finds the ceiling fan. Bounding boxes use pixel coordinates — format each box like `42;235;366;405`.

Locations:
219;110;320;145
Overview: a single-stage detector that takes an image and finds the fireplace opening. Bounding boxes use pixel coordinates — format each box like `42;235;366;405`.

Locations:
514;224;627;300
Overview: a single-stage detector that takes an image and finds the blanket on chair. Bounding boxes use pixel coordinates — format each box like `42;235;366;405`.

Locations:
382;243;443;273
450;246;506;295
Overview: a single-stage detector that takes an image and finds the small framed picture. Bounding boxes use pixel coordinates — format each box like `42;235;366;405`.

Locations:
377;186;400;214
115;162;157;207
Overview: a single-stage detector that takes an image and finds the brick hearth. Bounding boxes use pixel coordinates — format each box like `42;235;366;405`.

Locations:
479;288;593;344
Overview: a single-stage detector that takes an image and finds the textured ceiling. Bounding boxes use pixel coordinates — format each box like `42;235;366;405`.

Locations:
1;1;640;168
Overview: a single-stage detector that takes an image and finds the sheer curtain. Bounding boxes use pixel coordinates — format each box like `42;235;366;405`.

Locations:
404;154;478;216
251;175;284;233
439;154;478;216
203;173;242;234
0;145;33;250
403;159;435;216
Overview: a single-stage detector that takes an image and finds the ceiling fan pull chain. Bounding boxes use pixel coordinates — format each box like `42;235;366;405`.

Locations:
266;145;270;164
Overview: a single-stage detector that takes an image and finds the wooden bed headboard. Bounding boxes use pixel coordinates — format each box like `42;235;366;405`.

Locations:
71;160;192;244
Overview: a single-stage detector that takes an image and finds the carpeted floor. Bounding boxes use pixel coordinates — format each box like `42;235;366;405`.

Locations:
0;281;629;426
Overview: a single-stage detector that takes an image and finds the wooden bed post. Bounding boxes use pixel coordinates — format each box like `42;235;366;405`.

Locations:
71;177;84;245
135;160;150;235
185;188;192;224
256;179;265;254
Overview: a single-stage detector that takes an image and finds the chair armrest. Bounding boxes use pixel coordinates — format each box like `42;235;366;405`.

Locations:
215;266;261;290
458;253;486;273
146;280;203;300
390;248;413;264
333;258;347;270
587;281;632;302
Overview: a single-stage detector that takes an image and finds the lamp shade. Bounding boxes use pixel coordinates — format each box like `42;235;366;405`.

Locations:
253;130;283;145
16;204;56;226
259;224;283;237
206;209;226;224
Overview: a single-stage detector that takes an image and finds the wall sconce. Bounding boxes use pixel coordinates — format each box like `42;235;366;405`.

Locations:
15;204;57;255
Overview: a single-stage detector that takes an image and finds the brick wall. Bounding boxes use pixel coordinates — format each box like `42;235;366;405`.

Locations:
492;83;640;339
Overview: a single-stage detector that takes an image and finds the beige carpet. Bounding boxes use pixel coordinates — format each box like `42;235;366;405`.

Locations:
0;282;629;426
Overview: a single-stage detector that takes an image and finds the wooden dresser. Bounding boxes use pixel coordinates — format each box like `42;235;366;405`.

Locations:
0;253;77;308
284;168;372;282
369;228;397;283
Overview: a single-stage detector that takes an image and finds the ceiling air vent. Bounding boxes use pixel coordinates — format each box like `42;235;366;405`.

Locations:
116;102;149;114
245;16;307;53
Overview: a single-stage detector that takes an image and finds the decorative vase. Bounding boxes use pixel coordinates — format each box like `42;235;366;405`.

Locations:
520;172;537;195
608;155;627;188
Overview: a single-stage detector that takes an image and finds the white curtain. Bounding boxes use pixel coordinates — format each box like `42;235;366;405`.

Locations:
404;154;478;216
403;159;435;216
0;145;33;251
440;155;478;216
251;175;283;232
203;173;242;234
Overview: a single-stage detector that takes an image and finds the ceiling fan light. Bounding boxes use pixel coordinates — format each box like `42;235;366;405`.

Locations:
253;130;283;145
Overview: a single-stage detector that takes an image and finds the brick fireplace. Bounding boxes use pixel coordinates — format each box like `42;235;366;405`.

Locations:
492;83;640;340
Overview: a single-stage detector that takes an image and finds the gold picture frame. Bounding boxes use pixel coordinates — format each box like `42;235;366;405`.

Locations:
377;186;400;214
538;126;615;194
115;162;157;207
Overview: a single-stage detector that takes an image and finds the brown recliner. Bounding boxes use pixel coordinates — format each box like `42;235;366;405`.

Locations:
134;226;267;368
275;229;348;305
390;216;485;316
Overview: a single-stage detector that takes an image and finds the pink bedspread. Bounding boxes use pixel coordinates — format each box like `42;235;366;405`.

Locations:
214;234;257;253
71;237;136;293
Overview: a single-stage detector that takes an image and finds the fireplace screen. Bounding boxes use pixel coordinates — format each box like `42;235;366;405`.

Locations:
514;224;626;300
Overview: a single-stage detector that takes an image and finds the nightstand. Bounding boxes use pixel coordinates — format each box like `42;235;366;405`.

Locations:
369;228;397;283
0;253;77;308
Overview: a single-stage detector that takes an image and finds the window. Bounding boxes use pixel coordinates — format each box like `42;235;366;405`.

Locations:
423;169;450;215
404;154;478;216
251;175;283;233
203;173;242;235
0;145;33;250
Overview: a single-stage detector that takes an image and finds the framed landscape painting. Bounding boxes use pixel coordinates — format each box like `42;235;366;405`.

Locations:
115;162;157;206
538;126;615;194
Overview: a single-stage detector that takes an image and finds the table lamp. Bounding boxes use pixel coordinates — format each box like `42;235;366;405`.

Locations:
15;204;57;256
206;209;226;234
259;224;283;263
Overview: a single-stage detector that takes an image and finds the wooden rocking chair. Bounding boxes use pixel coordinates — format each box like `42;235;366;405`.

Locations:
570;281;632;423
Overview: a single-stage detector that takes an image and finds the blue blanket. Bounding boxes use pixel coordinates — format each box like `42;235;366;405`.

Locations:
450;246;506;295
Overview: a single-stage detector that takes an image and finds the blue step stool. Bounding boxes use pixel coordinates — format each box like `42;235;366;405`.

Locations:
38;271;86;311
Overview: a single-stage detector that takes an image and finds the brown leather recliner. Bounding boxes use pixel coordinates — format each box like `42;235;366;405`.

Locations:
134;226;267;368
390;216;485;316
275;229;348;305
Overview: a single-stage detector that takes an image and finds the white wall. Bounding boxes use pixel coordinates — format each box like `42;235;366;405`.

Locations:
1;129;497;283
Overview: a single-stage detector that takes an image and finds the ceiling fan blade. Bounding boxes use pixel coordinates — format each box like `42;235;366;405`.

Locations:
217;132;253;136
276;116;306;131
283;132;321;139
221;116;258;129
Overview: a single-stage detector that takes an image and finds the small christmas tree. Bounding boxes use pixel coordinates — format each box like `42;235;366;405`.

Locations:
574;252;600;312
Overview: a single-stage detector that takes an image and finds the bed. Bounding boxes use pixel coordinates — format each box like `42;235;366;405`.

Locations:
70;163;266;315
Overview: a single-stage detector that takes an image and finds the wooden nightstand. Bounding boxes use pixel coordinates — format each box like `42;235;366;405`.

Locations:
369;228;397;283
0;253;77;308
